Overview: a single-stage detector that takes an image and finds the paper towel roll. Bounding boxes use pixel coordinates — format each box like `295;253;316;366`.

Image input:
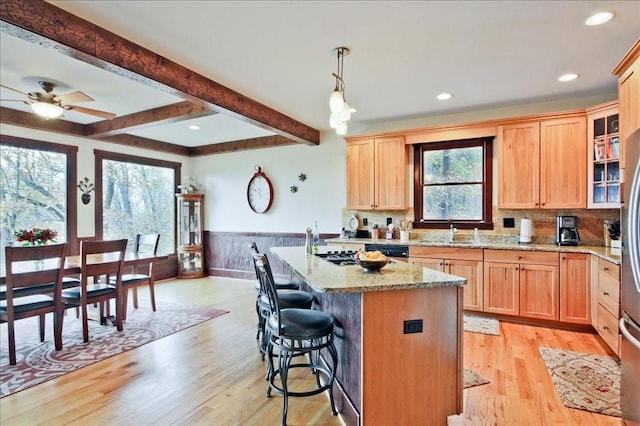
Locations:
519;218;533;243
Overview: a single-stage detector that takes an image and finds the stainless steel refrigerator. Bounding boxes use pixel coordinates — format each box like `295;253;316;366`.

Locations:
621;129;640;425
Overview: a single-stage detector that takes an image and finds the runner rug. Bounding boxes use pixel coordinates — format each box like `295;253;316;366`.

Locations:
0;302;228;398
463;314;500;336
539;347;621;417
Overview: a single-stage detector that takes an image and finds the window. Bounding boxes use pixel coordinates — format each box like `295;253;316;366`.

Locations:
413;137;493;229
0;135;78;264
95;150;180;255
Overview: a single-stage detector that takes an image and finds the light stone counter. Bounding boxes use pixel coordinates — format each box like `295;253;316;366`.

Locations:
326;237;622;264
270;246;466;294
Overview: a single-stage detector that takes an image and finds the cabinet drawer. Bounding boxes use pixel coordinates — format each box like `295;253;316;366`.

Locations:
409;246;482;261
596;304;619;355
484;249;558;265
597;258;620;281
597;267;620;317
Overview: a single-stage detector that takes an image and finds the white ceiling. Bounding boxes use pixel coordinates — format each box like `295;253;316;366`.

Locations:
1;1;639;148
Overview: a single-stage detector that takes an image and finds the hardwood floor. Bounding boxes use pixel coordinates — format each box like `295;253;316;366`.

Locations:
0;277;624;426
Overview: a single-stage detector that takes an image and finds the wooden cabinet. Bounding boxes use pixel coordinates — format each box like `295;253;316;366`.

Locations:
613;38;640;171
346;136;407;210
593;257;621;355
410;247;483;311
484;250;559;320
587;102;621;208
498;115;587;209
559;253;591;324
176;193;205;278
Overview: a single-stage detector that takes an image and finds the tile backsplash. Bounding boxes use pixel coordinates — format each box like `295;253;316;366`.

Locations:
341;207;620;246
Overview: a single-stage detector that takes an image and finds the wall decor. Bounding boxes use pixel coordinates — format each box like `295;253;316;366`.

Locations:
247;165;274;214
77;177;95;205
298;173;307;182
290;185;298;193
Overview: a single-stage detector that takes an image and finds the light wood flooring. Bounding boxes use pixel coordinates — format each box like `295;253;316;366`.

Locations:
0;277;624;426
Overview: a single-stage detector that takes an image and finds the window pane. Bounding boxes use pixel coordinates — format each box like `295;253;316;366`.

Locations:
102;159;175;254
423;146;483;184
0;146;67;247
422;184;483;220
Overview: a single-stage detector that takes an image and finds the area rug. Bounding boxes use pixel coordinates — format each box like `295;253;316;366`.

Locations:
0;302;228;398
539;347;621;417
463;314;500;336
463;368;490;389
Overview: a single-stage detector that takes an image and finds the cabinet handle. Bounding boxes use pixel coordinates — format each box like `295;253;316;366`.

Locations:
603;291;609;296
515;267;519;271
562;257;566;260
518;256;522;259
603;325;609;330
604;267;609;271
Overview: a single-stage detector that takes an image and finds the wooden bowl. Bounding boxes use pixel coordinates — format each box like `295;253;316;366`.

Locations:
355;254;389;272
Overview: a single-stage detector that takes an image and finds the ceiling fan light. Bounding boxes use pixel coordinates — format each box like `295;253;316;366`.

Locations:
31;101;63;119
329;90;344;112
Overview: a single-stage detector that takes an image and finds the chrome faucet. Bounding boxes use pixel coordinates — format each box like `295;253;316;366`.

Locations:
448;224;457;243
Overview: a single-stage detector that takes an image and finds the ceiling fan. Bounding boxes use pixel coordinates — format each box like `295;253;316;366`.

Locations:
0;81;116;120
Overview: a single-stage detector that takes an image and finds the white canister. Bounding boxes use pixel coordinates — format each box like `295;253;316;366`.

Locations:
519;218;533;243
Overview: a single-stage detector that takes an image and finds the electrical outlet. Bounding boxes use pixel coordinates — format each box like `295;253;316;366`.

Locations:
403;319;423;334
363;217;368;226
503;218;515;228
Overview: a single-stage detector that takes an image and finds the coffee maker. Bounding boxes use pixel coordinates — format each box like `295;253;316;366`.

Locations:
556;215;580;246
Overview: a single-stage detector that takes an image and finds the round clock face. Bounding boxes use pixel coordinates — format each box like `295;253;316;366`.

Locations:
247;172;273;214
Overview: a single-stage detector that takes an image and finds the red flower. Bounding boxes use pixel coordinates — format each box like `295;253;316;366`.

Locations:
14;228;58;245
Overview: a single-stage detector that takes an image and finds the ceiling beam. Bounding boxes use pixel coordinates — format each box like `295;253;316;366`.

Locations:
0;107;86;135
102;134;191;156
0;0;320;146
84;101;216;138
189;135;299;156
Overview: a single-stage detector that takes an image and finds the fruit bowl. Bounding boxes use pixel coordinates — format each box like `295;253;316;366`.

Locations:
355;252;389;272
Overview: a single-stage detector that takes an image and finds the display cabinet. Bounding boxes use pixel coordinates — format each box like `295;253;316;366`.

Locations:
587;101;620;208
176;193;205;278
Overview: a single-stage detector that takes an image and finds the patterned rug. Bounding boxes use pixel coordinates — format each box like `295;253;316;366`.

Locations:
463;368;489;389
539;347;621;417
463;314;500;336
0;302;228;398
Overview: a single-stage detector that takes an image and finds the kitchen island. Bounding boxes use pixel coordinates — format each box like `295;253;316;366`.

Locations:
271;246;467;426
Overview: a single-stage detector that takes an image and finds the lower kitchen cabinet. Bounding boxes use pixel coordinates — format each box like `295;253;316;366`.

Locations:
594;257;621;355
410;247;483;311
559;253;591;324
484;250;559;320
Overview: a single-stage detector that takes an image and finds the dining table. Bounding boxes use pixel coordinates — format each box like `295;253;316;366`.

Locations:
0;251;169;300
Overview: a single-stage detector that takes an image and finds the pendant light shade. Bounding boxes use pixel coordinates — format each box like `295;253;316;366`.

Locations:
329;47;355;135
31;101;64;119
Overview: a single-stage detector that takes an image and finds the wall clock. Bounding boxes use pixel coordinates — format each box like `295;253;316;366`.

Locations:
247;166;274;214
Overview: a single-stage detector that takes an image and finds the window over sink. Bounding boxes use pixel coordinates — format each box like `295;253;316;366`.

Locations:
413;137;493;229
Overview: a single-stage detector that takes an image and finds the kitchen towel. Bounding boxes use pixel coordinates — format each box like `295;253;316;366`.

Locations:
520;218;533;243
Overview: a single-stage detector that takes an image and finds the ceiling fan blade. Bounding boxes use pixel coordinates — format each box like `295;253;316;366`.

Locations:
0;84;30;97
0;98;27;102
57;90;94;104
67;104;116;120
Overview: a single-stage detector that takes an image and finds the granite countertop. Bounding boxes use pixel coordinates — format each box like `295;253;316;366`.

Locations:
326;237;622;264
270;246;466;294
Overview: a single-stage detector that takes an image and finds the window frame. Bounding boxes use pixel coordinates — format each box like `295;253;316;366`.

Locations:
413;137;493;230
0;134;79;253
94;149;181;252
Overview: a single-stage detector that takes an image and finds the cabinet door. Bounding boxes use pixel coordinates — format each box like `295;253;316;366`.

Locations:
498;122;540;208
446;259;483;312
375;136;407;210
539;116;587;208
519;263;559;321
346;139;375;209
618;58;639;170
483;261;519;315
559;253;591;324
410;257;444;271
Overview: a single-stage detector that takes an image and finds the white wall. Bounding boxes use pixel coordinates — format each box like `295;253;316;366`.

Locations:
191;131;346;234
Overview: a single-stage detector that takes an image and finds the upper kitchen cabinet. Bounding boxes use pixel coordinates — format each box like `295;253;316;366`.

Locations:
587;101;620;208
498;113;587;209
346;136;407;210
613;39;640;172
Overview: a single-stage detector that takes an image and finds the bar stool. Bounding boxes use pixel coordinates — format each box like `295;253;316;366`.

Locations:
249;247;313;358
254;253;338;426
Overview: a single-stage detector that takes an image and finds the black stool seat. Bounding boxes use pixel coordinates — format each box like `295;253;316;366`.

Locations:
260;291;313;310
254;280;299;292
269;308;334;339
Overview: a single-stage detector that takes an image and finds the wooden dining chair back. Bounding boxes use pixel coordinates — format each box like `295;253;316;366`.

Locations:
62;239;127;343
112;233;160;319
2;243;68;365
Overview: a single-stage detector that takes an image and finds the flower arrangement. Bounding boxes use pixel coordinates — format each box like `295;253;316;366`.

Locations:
15;228;58;245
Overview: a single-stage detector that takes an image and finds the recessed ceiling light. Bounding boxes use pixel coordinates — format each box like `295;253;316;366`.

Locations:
188;125;200;130
437;93;452;100
585;11;614;26
558;73;579;82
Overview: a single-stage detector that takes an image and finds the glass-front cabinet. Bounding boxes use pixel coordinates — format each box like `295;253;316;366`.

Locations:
176;193;205;278
587;101;620;208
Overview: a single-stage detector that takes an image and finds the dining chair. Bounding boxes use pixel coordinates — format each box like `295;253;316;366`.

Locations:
2;243;68;365
109;234;160;320
62;239;127;343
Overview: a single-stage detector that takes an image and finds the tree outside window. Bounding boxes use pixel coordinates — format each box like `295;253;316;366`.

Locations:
414;137;493;229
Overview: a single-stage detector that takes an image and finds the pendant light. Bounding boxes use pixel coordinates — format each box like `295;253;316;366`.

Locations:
329;46;355;135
